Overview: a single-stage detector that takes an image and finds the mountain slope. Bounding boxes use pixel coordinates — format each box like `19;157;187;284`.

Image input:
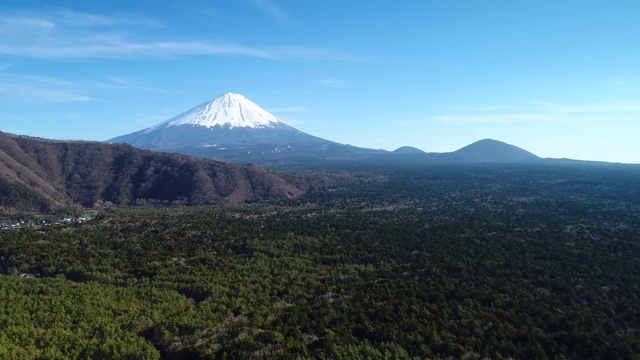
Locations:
0;132;305;212
392;146;426;154
452;139;539;162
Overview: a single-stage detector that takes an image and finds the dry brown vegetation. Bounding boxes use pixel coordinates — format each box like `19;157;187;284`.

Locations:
0;132;312;211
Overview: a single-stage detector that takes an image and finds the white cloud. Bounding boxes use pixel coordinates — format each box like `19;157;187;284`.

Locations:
3;73;79;86
0;71;171;103
553;103;640;113
434;100;640;125
0;9;354;61
0;36;269;59
0;8;159;29
433;114;553;124
0;72;90;103
275;117;305;126
459;105;532;112
126;112;176;130
0;83;90;103
49;8;161;27
88;76;168;93
318;78;347;87
247;0;290;21
267;105;307;113
0;40;354;61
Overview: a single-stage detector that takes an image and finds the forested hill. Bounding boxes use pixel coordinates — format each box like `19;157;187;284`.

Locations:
0;132;308;211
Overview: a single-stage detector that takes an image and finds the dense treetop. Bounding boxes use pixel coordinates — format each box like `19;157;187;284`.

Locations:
1;163;639;359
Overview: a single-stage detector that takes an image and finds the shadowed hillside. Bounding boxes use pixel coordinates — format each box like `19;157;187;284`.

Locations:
452;139;538;162
0;132;306;212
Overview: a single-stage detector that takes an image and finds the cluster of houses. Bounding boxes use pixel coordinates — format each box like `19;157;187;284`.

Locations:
61;216;92;224
0;216;92;230
0;220;26;230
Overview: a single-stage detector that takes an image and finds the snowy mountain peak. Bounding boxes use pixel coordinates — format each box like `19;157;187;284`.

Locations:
148;92;282;132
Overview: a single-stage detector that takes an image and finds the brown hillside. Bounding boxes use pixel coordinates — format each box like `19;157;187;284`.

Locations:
0;132;304;211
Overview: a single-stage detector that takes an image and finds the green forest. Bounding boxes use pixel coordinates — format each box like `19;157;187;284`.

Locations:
1;164;640;359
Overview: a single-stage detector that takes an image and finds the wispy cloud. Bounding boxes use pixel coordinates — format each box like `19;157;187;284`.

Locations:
461;101;640;114
0;72;165;103
2;73;79;86
49;8;162;27
274;117;305;126
0;9;353;61
434;114;553;124
268;105;307;113
552;103;640;113
0;40;357;61
273;48;359;62
0;82;91;103
126;112;177;131
0;35;268;59
0;8;159;29
94;76;167;92
459;105;532;112
0;73;90;102
434;100;640;124
0;17;55;31
246;0;289;21
318;78;348;87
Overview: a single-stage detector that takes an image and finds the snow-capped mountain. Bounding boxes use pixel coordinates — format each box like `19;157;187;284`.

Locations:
108;93;385;166
147;93;282;131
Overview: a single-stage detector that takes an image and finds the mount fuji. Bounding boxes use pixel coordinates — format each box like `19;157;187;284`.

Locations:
108;93;385;166
109;92;538;168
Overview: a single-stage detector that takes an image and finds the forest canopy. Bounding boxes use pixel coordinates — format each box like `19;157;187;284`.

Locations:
1;163;639;359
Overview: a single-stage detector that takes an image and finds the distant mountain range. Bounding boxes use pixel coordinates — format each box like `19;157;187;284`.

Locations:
109;93;538;168
1;89;631;213
355;139;539;167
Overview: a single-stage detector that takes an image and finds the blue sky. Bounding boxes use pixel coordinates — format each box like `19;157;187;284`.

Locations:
1;0;639;163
